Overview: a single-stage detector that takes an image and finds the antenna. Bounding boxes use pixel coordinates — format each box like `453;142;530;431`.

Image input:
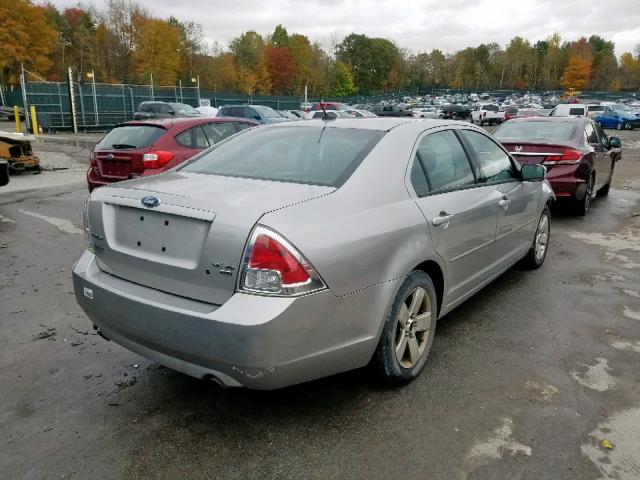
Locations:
320;100;329;119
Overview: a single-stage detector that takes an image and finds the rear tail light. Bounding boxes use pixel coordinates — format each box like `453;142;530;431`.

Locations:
239;226;326;296
543;148;583;165
143;151;174;169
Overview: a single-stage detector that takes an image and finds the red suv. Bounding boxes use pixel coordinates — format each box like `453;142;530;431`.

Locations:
87;117;256;191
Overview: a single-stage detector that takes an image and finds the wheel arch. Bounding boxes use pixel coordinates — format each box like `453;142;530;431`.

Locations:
411;259;445;316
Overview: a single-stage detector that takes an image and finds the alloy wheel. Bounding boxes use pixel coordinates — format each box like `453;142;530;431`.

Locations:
394;287;432;368
584;176;594;212
534;213;549;263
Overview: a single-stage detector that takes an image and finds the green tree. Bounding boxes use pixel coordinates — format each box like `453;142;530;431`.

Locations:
328;61;356;97
270;24;289;48
230;31;264;70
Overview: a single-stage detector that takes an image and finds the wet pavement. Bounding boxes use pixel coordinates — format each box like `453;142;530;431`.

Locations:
0;128;639;479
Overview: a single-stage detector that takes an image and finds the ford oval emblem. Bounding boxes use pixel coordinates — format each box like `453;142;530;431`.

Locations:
141;196;160;208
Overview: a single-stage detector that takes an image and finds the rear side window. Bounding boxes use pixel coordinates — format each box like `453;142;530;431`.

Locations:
569;108;585;116
97;125;165;150
410;157;430;196
461;130;517;184
201;122;237;144
416;130;475;193
175;126;209;149
181;126;384;187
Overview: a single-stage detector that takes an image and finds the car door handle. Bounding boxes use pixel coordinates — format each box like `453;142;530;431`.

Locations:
498;197;510;210
432;212;454;226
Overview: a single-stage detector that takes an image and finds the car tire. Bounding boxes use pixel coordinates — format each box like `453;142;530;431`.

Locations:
522;206;550;269
616;122;622;130
372;271;437;386
452;113;458;120
574;174;595;216
479;118;484;126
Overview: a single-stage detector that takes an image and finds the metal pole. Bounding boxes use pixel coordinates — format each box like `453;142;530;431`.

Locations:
78;81;86;126
0;84;5;107
150;73;154;100
121;84;126;121
304;84;308;106
67;67;78;134
91;69;98;125
129;87;135;116
197;75;200;103
57;82;65;127
179;79;183;103
20;64;31;132
174;85;178;102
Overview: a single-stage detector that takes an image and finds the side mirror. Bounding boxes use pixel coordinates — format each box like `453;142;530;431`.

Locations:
521;164;546;182
0;160;9;187
608;136;622;149
168;110;175;115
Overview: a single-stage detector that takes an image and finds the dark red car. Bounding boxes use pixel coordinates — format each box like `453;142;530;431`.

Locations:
87;117;257;191
493;117;621;215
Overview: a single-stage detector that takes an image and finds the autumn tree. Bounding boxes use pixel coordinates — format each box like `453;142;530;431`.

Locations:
230;31;264;70
134;19;182;84
0;0;58;82
560;56;591;90
270;24;289;48
263;46;295;95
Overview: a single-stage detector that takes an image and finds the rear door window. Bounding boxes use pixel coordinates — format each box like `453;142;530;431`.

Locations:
569;107;585;116
97;125;166;150
415;129;476;193
235;122;254;131
201;122;237;145
584;123;598;144
461;130;518;184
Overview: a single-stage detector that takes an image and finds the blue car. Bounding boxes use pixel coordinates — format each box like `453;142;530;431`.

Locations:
596;109;640;130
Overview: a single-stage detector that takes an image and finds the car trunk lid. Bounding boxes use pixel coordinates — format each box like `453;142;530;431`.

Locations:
502;142;576;169
88;172;334;305
95;147;151;179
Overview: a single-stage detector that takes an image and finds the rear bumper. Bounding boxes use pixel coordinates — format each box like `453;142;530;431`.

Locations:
87;167;126;192
72;251;398;389
545;163;590;199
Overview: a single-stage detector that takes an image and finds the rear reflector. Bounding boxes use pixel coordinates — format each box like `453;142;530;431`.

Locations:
239;226;326;296
143;151;174;169
543;148;583;165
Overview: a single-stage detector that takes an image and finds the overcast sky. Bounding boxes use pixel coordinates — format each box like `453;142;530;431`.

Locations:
49;0;640;57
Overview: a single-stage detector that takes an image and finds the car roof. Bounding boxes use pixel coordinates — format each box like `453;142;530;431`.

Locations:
122;117;255;129
503;116;587;125
263;117;480;133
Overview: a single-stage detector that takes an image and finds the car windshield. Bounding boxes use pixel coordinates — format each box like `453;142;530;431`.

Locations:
252;105;281;118
180;126;384;187
588;106;604;112
494;121;576;141
97;125;166;149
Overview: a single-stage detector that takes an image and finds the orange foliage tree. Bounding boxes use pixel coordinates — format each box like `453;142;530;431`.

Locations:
560;56;591;90
134;19;182;85
0;0;58;82
263;46;295;95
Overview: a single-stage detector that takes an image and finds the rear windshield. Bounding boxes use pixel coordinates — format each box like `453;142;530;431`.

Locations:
97;125;165;150
180;126;384;187
252;105;281;118
569;108;585;116
494;121;577;141
170;103;198;114
588;105;604;112
483;105;499;112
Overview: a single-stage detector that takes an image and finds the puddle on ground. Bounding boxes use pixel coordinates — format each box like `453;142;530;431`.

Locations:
468;417;531;467
525;380;559;402
622;306;640;321
611;340;640;354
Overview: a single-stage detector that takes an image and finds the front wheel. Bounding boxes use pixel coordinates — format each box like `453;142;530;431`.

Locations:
522;206;550;269
616;122;623;130
373;271;437;386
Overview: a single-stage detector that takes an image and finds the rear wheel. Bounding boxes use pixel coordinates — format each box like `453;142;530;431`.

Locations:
598;164;614;197
616;122;623;130
574;174;594;216
479;118;484;126
373;271;437;386
522;207;550;269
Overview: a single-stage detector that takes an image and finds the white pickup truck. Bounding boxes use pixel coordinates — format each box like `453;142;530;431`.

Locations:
471;104;506;126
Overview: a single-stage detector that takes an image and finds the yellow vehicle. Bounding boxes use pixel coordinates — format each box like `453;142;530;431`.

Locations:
0;131;40;173
561;88;581;103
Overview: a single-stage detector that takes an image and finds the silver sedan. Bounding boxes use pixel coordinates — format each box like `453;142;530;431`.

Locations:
73;118;554;389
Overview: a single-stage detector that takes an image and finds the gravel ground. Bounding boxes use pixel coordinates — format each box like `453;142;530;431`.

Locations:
0;124;639;479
